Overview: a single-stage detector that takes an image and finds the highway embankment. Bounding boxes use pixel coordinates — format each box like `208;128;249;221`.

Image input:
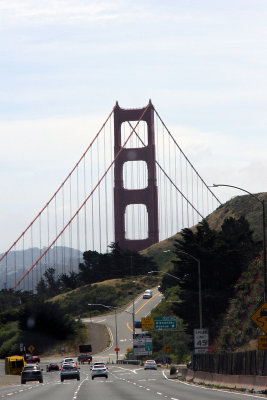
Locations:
178;366;267;392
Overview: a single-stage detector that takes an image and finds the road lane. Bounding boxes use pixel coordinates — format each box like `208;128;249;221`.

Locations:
1;364;267;400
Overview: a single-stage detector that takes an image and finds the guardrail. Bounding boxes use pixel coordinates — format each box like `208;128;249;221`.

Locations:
117;360;140;365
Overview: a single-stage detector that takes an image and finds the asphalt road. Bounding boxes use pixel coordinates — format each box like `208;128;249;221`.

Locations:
83;286;163;362
1;364;267;400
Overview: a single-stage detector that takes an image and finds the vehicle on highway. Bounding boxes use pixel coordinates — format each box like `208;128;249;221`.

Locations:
78;354;92;364
91;364;108;380
143;289;153;299
144;360;157;370
25;354;40;363
134;320;142;328
46;362;59;371
21;364;43;384
60;364;80;382
5;355;25;375
61;357;74;364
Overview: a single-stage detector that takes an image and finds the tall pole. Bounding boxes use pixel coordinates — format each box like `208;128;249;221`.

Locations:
197;258;203;329
131;256;136;336
115;308;118;364
212;184;267;301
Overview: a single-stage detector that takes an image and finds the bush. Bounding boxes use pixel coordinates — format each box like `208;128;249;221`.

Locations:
170;365;177;375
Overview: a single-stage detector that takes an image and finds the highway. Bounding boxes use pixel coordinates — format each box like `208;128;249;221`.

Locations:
83;286;163;362
1;288;266;399
0;364;266;400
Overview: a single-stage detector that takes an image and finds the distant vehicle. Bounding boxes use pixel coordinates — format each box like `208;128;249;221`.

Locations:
144;360;157;370
135;320;142;328
92;362;106;367
21;364;43;384
60;364;80;382
78;354;92;364
25;355;40;363
91;365;108;380
143;289;153;299
5;356;25;375
46;362;59;371
61;357;74;364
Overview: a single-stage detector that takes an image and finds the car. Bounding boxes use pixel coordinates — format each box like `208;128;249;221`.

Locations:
91;364;108;380
21;364;43;384
25;354;40;363
78;354;92;364
61;357;74;364
143;289;153;299
60;364;80;382
46;362;59;372
135;320;142;328
144;360;157;370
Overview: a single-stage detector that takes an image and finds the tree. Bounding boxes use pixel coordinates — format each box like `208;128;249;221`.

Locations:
160;217;259;339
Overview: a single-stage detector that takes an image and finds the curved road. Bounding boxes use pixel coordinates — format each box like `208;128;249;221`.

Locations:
83;286;163;362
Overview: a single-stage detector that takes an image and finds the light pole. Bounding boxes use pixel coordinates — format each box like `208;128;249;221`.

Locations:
212;183;267;301
88;303;119;363
149;249;203;329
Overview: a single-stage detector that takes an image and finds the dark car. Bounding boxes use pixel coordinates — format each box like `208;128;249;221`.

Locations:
21;364;43;384
46;362;59;372
78;354;92;364
25;355;40;363
60;364;80;382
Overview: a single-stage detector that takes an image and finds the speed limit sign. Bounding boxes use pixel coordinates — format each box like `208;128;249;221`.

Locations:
194;329;209;352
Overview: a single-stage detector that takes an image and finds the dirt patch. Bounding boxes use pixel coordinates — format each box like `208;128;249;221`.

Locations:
85;322;110;354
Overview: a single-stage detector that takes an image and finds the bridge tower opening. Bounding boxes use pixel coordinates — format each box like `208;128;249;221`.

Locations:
113;101;159;251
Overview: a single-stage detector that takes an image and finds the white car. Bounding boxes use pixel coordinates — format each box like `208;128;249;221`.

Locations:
143;289;153;299
144;360;157;370
91;365;108;380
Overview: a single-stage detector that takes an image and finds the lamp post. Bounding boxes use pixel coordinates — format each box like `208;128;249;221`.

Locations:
212;183;267;301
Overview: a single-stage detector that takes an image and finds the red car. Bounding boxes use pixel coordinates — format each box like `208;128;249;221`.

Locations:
25;355;40;363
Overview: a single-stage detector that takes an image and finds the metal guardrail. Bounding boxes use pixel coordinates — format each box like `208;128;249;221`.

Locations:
117;360;140;365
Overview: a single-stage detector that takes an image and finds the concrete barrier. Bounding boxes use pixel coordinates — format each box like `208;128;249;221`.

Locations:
0;375;21;386
178;367;267;392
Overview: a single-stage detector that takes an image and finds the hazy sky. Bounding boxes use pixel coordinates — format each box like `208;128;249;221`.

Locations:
1;0;267;252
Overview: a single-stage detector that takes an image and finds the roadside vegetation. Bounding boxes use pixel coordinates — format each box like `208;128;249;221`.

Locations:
0;193;265;361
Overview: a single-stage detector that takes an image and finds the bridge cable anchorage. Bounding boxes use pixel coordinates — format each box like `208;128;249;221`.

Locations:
13;103;151;289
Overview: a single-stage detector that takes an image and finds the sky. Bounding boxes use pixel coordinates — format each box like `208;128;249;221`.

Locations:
1;0;267;252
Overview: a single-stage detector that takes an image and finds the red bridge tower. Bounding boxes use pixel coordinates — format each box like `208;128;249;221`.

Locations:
114;101;159;251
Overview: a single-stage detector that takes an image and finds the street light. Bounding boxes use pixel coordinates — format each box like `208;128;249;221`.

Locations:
88;303;119;363
149;249;203;329
212;183;267;301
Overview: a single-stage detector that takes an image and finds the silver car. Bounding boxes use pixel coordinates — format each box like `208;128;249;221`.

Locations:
91;364;108;380
60;364;80;382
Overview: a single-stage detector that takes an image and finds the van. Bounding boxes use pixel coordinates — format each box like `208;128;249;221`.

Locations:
143;289;153;299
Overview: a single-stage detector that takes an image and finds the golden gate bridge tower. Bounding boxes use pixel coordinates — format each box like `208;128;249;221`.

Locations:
113;101;159;251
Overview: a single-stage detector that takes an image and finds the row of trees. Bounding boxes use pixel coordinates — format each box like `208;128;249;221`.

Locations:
36;242;157;299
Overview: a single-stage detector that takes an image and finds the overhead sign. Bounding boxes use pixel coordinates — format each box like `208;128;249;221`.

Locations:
258;335;267;350
142;317;154;330
154;317;177;330
251;302;267;333
133;333;152;356
194;329;209;352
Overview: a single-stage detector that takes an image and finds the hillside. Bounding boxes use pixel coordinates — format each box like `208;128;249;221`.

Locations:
142;192;267;266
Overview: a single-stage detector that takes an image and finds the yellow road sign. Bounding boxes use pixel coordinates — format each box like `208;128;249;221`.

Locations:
251;302;267;333
28;345;35;353
142;317;154;330
258;335;267;350
163;344;171;353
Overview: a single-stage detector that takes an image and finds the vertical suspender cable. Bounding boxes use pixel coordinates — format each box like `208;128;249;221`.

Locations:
83;156;88;252
69;176;72;273
90;146;94;250
104;124;108;249
97;134;102;252
76;166;80;259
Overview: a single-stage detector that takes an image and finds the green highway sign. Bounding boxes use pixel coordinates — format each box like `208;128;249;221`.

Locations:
154;317;177;330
